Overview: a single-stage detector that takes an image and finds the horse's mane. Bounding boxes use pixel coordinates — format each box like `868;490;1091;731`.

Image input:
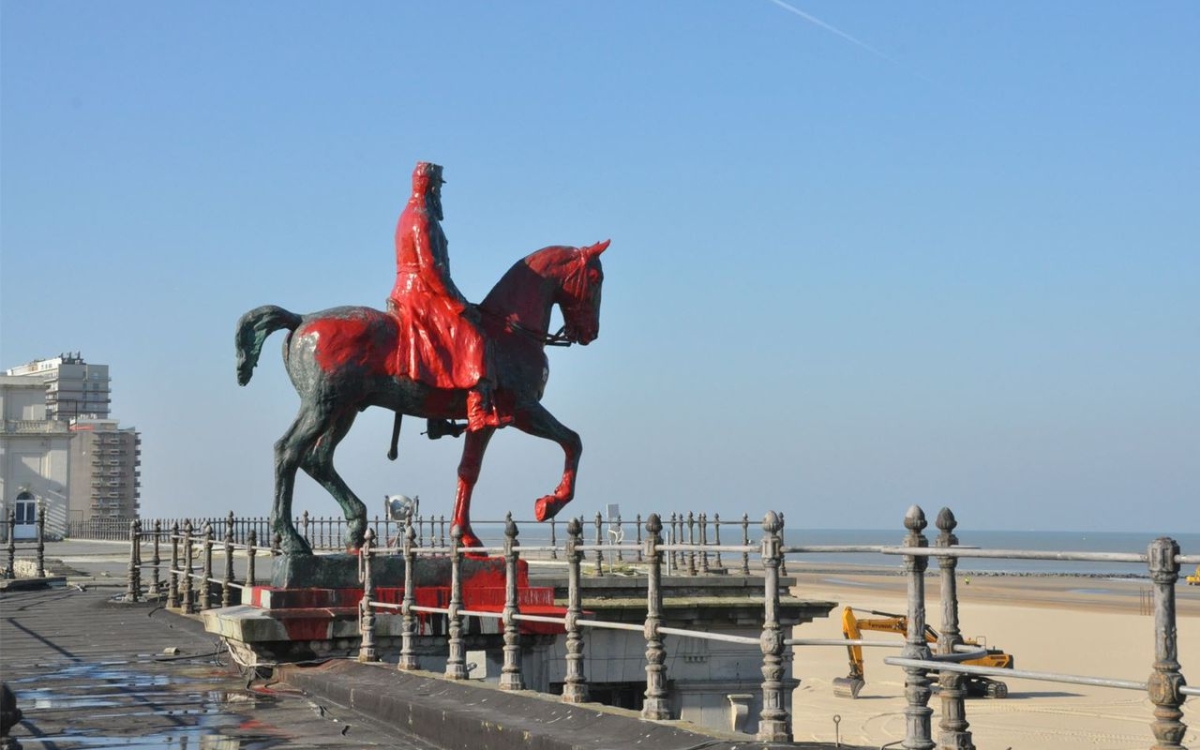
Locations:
482;245;581;310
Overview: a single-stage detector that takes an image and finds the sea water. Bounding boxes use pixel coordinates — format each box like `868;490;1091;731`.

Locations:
781;528;1200;576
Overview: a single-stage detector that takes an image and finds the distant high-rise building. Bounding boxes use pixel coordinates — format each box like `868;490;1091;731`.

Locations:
68;420;141;520
5;353;111;422
1;354;139;535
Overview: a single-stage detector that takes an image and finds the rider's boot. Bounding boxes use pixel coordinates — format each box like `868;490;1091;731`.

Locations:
467;381;513;431
425;418;466;440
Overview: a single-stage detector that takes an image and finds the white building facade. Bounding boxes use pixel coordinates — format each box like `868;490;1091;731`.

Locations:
2;354;139;537
0;375;72;539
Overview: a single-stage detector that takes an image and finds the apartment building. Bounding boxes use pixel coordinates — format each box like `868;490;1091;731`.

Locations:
1;354;140;535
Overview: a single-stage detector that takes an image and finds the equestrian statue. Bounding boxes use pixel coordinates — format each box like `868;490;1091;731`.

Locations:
236;162;608;555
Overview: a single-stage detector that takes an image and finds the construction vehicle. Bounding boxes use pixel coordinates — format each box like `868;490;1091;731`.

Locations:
832;606;1014;699
1188;565;1200;585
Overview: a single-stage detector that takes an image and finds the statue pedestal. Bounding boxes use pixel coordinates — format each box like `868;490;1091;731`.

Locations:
200;553;563;669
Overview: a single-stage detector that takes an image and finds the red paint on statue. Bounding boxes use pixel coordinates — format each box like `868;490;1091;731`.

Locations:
303;311;398;377
387;162;488;391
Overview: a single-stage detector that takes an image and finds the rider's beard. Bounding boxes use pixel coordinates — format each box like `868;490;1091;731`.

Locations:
428;192;444;221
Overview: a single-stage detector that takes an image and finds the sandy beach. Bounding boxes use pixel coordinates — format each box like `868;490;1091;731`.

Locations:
787;569;1200;748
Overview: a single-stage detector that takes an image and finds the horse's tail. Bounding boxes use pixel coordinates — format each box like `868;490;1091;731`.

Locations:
235;305;303;386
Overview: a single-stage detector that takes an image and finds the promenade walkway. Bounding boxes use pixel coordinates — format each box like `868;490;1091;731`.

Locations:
3;541;838;749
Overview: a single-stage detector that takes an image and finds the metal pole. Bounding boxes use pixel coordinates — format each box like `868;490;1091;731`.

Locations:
246;529;257;588
713;513;724;572
741;513;751;575
594;512;604;575
1147;537;1187;748
358;528;378;662
445;524;467;679
148;520;162;596
181;520;195;614
35;505;46;579
500;514;524;690
201;522;214;611
562;517;588;703
5;510;15;579
167;521;180;609
686;511;697;576
399;519;419;671
641;513;670;720
902;506;934;750
936;508;972;750
635;513;643;563
125;519;140;602
757;511;790;742
222;513;235;608
550;517;558;560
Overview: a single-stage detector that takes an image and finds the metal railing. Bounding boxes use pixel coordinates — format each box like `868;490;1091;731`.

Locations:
118;505;1198;748
1;507;47;579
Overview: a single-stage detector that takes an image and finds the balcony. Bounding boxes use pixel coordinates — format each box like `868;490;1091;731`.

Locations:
3;420;71;435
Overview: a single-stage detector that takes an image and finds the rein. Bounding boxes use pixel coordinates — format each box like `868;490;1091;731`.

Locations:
479;307;574;347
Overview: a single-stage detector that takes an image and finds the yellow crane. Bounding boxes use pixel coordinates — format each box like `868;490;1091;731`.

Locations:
832;606;1014;699
1187;565;1200;585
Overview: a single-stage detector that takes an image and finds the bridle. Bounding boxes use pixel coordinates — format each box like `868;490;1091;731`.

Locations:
479;307;575;347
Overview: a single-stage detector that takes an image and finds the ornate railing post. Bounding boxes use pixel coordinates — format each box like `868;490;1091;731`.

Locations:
125;519;141;602
713;513;724;572
562;517;588;703
246;529;257;588
35;505;46;579
594;511;604;574
148;520;162;596
445;524;467;679
758;511;791;742
936;508;972;750
615;514;624;563
635;513;644;563
167;521;180;609
1148;537;1187;749
686;511;697;576
642;513;670;720
500;514;524;690
668;512;679;571
549;517;558;560
741;513;751;575
358;528;378;662
222;513;235;608
902;505;934;750
301;510;310;548
201;522;215;611
438;515;447;551
399;520;419;670
181;520;196;614
699;513;710;574
778;511;788;577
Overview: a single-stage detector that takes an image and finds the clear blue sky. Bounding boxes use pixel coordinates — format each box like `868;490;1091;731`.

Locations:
2;2;1196;534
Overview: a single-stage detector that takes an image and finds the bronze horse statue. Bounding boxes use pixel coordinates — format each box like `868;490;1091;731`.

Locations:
235;240;608;554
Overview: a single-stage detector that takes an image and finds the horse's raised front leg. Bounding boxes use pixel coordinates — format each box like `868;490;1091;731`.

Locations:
453;426;495;548
510;402;581;522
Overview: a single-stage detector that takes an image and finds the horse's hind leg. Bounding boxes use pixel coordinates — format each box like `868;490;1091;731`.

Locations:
273;409;324;555
300;408;369;551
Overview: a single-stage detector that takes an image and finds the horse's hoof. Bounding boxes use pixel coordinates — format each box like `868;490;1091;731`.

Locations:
535;495;568;522
459;527;483;549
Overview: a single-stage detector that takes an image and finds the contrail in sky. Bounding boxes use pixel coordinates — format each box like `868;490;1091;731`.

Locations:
766;0;933;83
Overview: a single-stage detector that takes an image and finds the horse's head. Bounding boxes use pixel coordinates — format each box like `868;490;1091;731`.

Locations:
557;240;608;345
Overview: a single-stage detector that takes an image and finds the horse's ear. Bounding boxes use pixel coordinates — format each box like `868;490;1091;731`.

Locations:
585;239;610;258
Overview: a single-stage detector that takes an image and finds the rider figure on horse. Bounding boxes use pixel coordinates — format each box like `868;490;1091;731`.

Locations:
387;161;510;433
